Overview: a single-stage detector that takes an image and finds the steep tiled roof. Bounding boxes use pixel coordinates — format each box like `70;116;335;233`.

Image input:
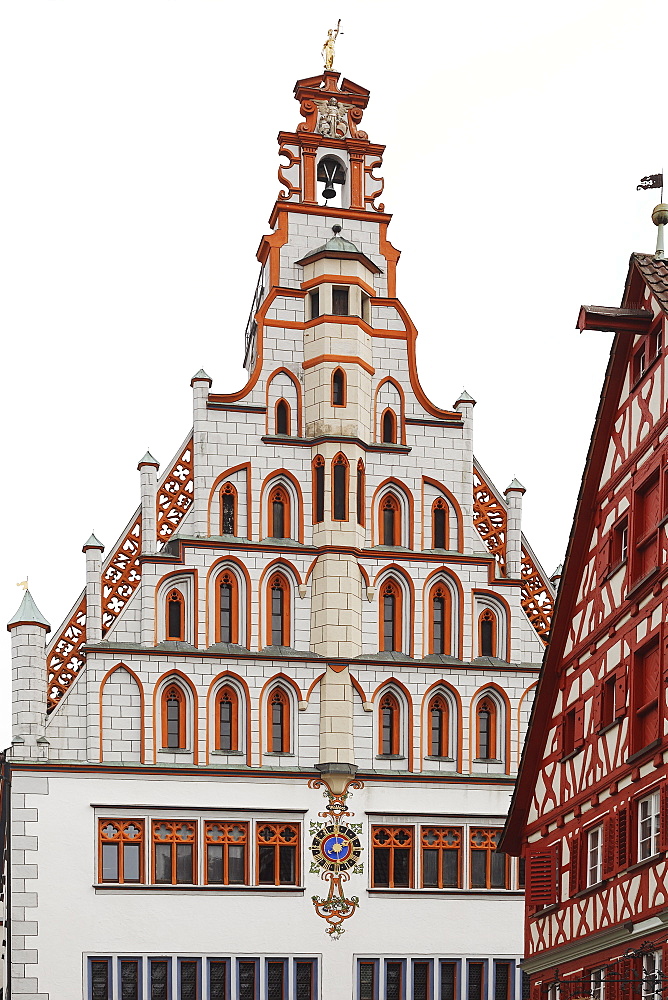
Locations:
633;253;668;313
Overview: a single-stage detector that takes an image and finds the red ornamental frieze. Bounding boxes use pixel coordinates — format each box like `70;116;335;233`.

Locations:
45;440;194;711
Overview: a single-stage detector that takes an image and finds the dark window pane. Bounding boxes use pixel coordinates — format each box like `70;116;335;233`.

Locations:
393;848;411;887
209;961;227;1000
279;844;296;884
490;851;506;888
239;961;256;1000
471;850;486;888
101;843;118;881
272;699;284;751
383;507;395;546
443;849;459;887
121;960;139;1000
432;598;444;655
333;288;349;315
296;962;314;1000
386;962;402;1000
357;467;364;525
272;501;285;538
180;960;198;1000
468;964;484;1000
423;849;438;887
219;697;233;750
228;844;245;884
431;705;443;754
267;961;285;1000
441;964;456;1000
154;843;172;883
222;494;235;535
334;462;347;520
310;291;319;318
382;411;395;443
521;972;531;1000
258;844;275;884
168;599;182;639
315;464;325;523
478;711;490;759
373;847;390;887
219;585;232;643
434;506;446;548
333;369;344;405
167;697;181;749
383;595;396;651
151;960;169;1000
481;618;494;656
518;857;526;888
271;588;284;646
276;400;289;435
360;963;376;1000
91;961;110;1000
382;704;394;755
207;844;224;884
414;962;430;1000
495;963;511;1000
176;843;194;884
123;843;140;883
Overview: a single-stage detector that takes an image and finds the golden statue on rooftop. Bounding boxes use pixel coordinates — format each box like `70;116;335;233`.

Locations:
322;21;342;71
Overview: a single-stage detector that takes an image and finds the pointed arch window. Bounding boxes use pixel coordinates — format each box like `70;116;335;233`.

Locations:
268;574;290;647
216;685;239;752
313;455;325;524
382;408;397;444
276;399;290;436
428;695;449;757
268;688;290;753
332;453;348;521
162;684;186;750
357;460;365;527
476;697;497;760
221;482;237;536
379;692;400;755
269;486;290;539
430;584;451;655
166;589;185;641
479;609;497;657
432;498;448;550
380;580;402;652
332;368;346;406
380;493;400;546
217;571;238;644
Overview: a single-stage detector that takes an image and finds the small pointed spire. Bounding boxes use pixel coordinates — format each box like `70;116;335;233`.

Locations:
82;532;105;552
550;563;563;586
505;477;526;495
454;389;476;408
137;450;160;470
190;369;212;386
7;589;51;631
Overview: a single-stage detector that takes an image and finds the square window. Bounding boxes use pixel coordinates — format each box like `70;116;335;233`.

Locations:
586;825;602;886
638;789;661;861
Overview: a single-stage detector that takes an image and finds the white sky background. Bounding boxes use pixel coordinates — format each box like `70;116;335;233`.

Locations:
0;0;664;748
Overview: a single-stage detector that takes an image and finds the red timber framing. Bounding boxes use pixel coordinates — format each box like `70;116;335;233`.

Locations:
501;255;668;987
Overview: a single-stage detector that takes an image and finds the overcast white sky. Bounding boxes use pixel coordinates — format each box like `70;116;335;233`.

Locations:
1;0;665;749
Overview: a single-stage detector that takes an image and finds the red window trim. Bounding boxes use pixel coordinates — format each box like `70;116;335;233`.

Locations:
161;684;187;750
215;685;239;752
166;589;185;642
428;584;451;655
267;687;291;753
216;571;239;645
379;579;403;652
379;691;401;755
267;573;290;647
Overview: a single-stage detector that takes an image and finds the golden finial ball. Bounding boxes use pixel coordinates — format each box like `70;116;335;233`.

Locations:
652;204;668;227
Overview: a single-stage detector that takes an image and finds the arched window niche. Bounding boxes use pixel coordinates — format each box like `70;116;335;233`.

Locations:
332;368;346;406
381;408;397;444
473;594;508;661
432;497;449;550
267;573;290;648
220;482;237;537
471;687;508;773
313;455;325;524
157;574;195;645
267;686;291;754
422;684;460;769
166;589;185;642
216;685;239;753
374;683;411;764
276;398;290;436
332;453;349;521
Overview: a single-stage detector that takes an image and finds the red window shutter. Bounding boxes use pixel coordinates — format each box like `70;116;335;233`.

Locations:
597;535;612;581
525;847;558;907
616;804;630;871
660;784;668;852
555;720;564;757
569;833;582;896
574;703;585;747
602;815;615;878
592;687;602;730
614;670;627;718
530;985;541;1000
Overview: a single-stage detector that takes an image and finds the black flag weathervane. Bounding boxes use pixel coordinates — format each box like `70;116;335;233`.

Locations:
637;173;664;196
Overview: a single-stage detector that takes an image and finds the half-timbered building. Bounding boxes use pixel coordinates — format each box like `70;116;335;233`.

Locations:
502;222;668;998
2;66;554;1000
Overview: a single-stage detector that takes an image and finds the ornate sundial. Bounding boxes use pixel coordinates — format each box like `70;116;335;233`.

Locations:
308;777;364;938
311;824;362;872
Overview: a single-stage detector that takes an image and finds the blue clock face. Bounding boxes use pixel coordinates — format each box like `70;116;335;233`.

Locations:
311;824;362;871
322;834;352;863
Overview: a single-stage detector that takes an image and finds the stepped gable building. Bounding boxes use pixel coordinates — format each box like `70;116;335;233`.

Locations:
502;222;668;994
3;68;554;1000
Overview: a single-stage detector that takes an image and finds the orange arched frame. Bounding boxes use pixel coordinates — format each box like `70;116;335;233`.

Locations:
267;686;291;753
258;672;303;757
427;582;452;656
372;678;414;770
216;570;239;645
379;493;401;547
206;671;252;766
152;669;199;764
421;680;463;771
275;398;291;436
427;693;449;758
153;570;198;647
374;377;406;445
356;459;366;527
220;481;238;536
206;463;252;539
371;479;414;549
312;454;325;524
215;685;239;752
423;568;464;660
469;682;511;774
98;663;145;763
431;497;449;550
206;557;251;651
266;572;291;648
379;578;403;653
332;452;349;521
422;477;464;552
380;407;397;445
471;591;512;662
332;367;346;407
166;588;185;641
478;608;497;658
265;366;303;436
260;469;304;543
378;691;400;755
161;684;186;750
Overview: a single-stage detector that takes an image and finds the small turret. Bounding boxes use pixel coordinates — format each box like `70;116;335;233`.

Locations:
504;478;526;579
7;589;50;757
83;533;105;643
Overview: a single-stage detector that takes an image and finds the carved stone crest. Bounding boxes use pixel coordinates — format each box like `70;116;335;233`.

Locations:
315;98;350;139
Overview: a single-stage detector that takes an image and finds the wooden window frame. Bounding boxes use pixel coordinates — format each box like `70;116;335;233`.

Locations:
631;468;661;585
269;485;291;539
378;691;401;755
99;819;145;884
420;826;462;888
429;584;451;655
275;398;291;436
432;497;448;550
475;697;497;760
215;684;239;752
371;825;414;888
524;845;558;907
469;827;508;889
255;822;300;886
379;493;400;547
381;407;397;444
585;823;603;887
312;455;325;524
267;686;291;753
309;289;319;320
267;574;290;648
427;694;449;757
332;452;349;521
204;820;249;886
216;571;239;645
151;819;197;885
478;608;497;658
332;367;346;407
162;684;187;750
637;788;661;862
357;459;365;527
166;588;185;642
332;286;350;316
379;580;403;653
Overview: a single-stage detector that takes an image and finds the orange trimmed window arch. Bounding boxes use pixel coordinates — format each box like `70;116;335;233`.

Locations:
429;584;451;655
380;579;402;652
356;459;365;527
269;485;290;539
428;694;449;757
380;493;401;547
381;407;397;444
275;398;290;436
332;452;349;521
166;589;185;641
432;497;449;549
220;482;237;536
217;571;239;644
312;455;325;524
216;685;239;752
332;367;346;406
379;691;401;755
162;684;187;750
478;608;497;657
268;573;290;647
268;687;290;753
476;697;497;760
